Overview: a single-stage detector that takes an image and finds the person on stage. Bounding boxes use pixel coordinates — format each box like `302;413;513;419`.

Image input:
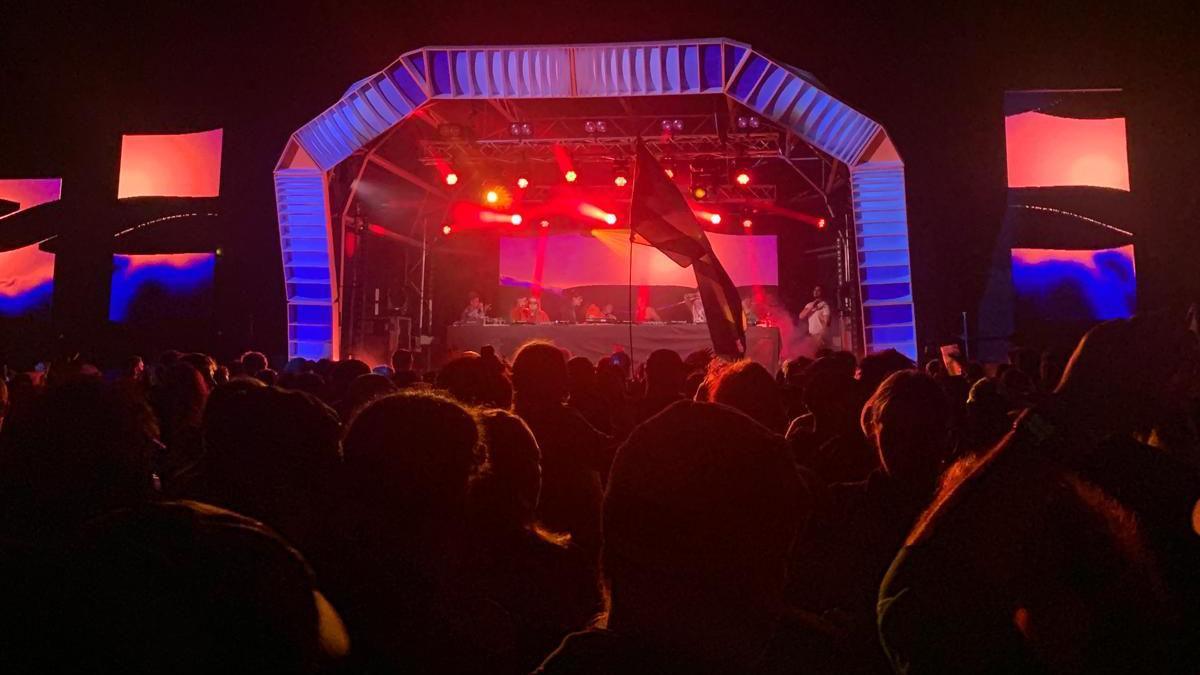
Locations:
636;296;662;323
460;291;490;323
527;296;551;324
798;285;832;347
510;297;532;323
683;292;706;324
563;293;586;323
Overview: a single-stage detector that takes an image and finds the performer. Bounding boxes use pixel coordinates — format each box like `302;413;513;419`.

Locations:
798;285;832;347
510;297;532;323
683;292;706;324
460;291;490;323
741;297;759;326
636;296;662;323
528;296;551;324
562;292;586;323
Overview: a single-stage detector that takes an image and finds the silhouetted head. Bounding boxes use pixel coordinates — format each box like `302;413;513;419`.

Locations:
511;341;569;407
327;359;371;403
437;354;491;406
710;360;787;433
801;357;857;426
470;409;542;534
567;356;597;391
603;401;803;616
645;349;686;396
859;349;915;397
391;349;414;372
240;351;269;378
860;370;952;488
339;373;398;419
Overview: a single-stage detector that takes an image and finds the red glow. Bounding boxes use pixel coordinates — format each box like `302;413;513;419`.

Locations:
511;214;523;226
442;224;452;235
540;220;550;228
118;129;223;198
445;172;459;186
1005;112;1129;190
735;171;751;185
565;170;578;183
742;218;753;229
516;177;529;189
613;175;628;188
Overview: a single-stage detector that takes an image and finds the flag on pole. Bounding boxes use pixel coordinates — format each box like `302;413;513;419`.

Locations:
629;140;745;357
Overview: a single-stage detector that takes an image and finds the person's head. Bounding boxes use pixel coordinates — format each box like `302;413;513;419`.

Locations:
326;359;371;403
467;291;481;308
780;357;813;387
470;409;542;535
800;357;858;427
602;401;804;622
240;351;269;377
255;368;278;386
709;360;787;433
198;384;342;549
609;350;632;379
603;303;614;314
0;380;159;532
860;370;952;488
645;349;686;396
124;355;145;380
149;361;209;437
181;353;217;391
571;293;583;307
812;285;824;299
517;297;529;308
437;353;488;405
511;341;569;406
925;358;947;378
567;356;597;391
391;349;414;372
342;391;482;524
528;296;540;312
859;349;915;397
338;373;398;420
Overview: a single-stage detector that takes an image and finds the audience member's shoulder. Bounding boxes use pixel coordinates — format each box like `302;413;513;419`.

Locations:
533;629;651;675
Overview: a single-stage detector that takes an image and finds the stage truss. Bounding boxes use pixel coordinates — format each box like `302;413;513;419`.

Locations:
275;39;917;362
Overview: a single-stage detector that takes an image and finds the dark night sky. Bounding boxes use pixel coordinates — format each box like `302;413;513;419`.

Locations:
3;2;1197;358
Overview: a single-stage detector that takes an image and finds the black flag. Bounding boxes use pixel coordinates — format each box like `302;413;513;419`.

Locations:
630;140;745;357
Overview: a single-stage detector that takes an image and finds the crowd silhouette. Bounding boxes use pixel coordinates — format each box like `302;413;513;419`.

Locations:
0;310;1196;673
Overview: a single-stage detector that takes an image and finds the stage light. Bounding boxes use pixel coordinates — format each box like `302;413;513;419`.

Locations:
485;190;499;204
565;169;578;183
612;159;630;188
516;176;529;190
664;168;674;178
442;224;452;235
604;213;618;225
509;122;533;137
709;214;722;225
742;218;753;229
539;219;550;229
692;185;708;200
672;119;684;131
445;172;459;186
736;115;761;130
584;121;596;134
735;170;751;185
817;218;827;228
511;214;523;225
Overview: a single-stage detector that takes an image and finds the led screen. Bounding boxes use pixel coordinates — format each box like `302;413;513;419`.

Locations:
1005;112;1129;191
117;129;223;198
499;230;778;289
1011;245;1136;322
0;178;63;214
109;252;215;322
0;244;55;318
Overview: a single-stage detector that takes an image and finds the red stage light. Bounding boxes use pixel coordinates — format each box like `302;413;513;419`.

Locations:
564;170;578;183
442;224;452;235
539;219;550;228
485;189;499;204
445;172;459;186
735;171;751;185
510;214;523;225
516;177;529;189
692;186;707;200
817;218;827;228
709;214;722;225
664;169;675;178
604;213;618;225
742;218;753;229
613;175;628;188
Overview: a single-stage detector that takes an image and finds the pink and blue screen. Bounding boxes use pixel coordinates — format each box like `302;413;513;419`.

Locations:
0;179;63;317
1011;245;1136;322
109;253;215;322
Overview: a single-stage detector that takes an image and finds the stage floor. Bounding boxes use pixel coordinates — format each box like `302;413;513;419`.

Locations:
446;323;782;371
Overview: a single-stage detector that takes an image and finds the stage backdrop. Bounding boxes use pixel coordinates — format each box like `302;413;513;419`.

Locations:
499;230;778;290
117;129;223;199
109;252;216;323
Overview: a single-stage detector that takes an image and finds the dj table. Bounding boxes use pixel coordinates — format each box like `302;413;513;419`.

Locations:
445;322;782;370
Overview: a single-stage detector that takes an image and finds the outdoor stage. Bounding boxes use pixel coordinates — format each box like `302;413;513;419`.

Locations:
447;323;782;370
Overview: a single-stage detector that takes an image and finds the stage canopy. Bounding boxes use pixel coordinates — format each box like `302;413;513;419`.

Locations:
275;39;916;361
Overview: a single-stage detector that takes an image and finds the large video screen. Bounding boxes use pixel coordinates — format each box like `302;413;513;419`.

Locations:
499;230;778;290
0;178;63;214
117;129;223;199
1011;245;1136;323
0;244;55;318
109;253;215;323
1005;112;1129;191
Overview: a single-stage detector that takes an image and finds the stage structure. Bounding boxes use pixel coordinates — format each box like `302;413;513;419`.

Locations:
275;39;917;362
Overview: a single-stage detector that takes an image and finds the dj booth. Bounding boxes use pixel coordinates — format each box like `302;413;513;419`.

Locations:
445;322;782;371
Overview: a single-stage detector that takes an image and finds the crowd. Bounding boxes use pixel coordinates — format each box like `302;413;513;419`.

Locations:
0;310;1196;673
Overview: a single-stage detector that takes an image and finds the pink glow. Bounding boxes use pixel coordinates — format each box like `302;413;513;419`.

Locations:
118;129;223;198
1005;112;1129;190
499;231;778;289
0;178;63;216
